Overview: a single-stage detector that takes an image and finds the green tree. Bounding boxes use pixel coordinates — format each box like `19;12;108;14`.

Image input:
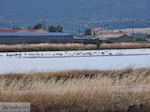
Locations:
134;36;145;41
33;23;42;29
96;39;101;49
85;28;91;35
12;26;22;30
28;26;32;29
48;25;57;32
56;25;63;32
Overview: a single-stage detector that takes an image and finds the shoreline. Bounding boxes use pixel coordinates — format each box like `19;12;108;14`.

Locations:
19;53;150;59
0;68;149;77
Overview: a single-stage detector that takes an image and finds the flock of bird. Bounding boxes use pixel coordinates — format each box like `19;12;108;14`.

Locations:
0;50;125;58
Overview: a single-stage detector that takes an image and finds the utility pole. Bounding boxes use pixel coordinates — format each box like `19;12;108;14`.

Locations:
40;19;48;30
131;19;135;37
79;24;81;35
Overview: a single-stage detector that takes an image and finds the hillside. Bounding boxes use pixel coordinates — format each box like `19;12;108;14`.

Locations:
0;0;150;32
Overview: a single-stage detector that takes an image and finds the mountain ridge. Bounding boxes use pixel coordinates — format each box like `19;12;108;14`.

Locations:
0;0;150;32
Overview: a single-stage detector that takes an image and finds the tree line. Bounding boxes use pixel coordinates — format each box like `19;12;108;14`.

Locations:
12;23;64;32
12;22;92;34
29;23;64;32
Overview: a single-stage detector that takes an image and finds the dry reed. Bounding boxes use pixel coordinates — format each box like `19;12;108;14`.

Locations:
0;43;150;52
0;69;150;112
101;43;150;49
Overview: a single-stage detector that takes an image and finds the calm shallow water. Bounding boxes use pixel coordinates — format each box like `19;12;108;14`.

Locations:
0;49;150;74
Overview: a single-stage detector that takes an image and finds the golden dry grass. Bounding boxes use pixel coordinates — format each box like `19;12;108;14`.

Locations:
101;43;150;49
0;43;96;52
0;69;150;112
0;43;150;52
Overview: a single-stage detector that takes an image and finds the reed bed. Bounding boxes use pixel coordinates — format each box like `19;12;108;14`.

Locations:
0;69;150;112
0;43;150;52
101;43;150;49
0;43;96;52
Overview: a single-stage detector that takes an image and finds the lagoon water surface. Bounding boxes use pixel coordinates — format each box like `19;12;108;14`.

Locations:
0;49;150;74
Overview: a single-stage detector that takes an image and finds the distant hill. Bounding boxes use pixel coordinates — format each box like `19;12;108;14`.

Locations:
0;0;150;32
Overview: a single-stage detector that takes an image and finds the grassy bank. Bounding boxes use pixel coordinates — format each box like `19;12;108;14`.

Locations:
0;43;150;52
0;69;150;112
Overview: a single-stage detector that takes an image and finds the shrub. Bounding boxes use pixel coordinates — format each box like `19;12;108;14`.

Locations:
134;36;146;41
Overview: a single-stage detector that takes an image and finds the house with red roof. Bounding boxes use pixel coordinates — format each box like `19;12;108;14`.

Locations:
91;28;108;36
90;27;133;42
0;29;48;33
18;29;48;33
0;29;18;33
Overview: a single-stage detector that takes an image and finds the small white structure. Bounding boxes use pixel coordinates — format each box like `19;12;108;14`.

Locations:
91;28;108;36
